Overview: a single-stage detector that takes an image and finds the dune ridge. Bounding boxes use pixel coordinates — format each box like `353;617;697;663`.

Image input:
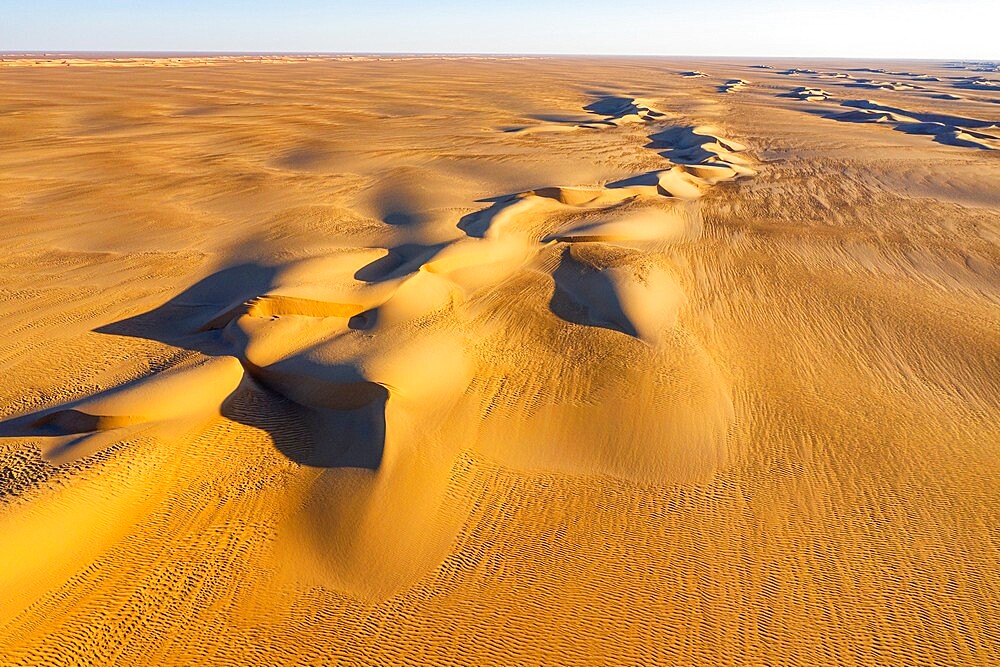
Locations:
0;90;757;604
787;86;832;101
828;99;1000;149
74;99;757;439
720;79;749;93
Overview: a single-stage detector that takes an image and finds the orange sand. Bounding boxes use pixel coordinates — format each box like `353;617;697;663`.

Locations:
0;55;998;665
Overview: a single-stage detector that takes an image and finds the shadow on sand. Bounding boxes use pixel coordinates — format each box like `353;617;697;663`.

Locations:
0;262;387;470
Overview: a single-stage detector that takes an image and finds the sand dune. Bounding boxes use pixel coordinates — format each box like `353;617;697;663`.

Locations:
787;86;832;101
955;76;1000;91
827;99;1000;149
506;94;665;133
582;95;666;122
33;356;243;435
184;105;757;476
720;78;749;93
0;56;998;666
846;79;920;91
777;67;818;75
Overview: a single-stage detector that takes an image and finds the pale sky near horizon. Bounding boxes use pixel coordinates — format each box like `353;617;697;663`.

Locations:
2;0;998;60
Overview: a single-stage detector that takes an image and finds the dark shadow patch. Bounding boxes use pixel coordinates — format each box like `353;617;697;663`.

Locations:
822;100;1000;150
223;378;386;470
352;243;444;282
547;246;639;340
457;195;519;238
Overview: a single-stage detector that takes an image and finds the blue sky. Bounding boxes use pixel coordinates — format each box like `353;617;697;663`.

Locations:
2;1;997;59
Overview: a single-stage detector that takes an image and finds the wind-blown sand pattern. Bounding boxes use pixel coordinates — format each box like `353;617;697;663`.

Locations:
1;55;998;666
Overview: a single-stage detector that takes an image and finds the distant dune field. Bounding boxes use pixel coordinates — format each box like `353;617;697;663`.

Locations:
0;55;997;666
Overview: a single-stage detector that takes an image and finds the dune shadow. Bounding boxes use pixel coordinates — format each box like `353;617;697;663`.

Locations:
583;95;664;121
840;99;998;129
276;146;329;170
796;106;835;119
526;112;593;123
0;378;156;439
778;86;831;102
369;177;433;228
456;196;519;238
352;242;445;282
95;262;280;349
548;247;639;340
0;411;122;471
222;378;386;470
505;94;664;135
383;211;419;226
646;126;738;164
823;100;1000;150
3;261;391;470
605;171;660;189
952;77;1000;91
719;80;748;93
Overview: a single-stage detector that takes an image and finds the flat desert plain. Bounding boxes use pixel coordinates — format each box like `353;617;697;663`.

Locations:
0;55;997;666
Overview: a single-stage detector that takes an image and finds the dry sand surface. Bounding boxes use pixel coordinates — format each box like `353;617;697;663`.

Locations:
0;54;998;665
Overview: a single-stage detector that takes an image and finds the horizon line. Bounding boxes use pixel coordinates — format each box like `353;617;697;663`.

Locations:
3;51;998;62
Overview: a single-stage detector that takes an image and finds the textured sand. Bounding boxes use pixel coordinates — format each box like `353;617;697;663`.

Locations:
0;55;998;665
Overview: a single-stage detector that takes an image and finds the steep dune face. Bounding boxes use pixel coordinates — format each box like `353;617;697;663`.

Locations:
0;56;998;665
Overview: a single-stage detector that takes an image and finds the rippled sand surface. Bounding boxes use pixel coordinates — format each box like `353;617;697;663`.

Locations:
1;55;997;665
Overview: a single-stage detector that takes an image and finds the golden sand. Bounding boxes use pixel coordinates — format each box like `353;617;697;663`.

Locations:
0;55;997;665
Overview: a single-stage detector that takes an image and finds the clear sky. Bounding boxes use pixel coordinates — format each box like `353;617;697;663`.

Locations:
2;0;998;60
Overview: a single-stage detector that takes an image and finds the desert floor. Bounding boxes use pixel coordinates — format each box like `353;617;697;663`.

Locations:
0;55;997;666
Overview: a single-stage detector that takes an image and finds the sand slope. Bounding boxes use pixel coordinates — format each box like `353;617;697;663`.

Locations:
0;55;998;666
